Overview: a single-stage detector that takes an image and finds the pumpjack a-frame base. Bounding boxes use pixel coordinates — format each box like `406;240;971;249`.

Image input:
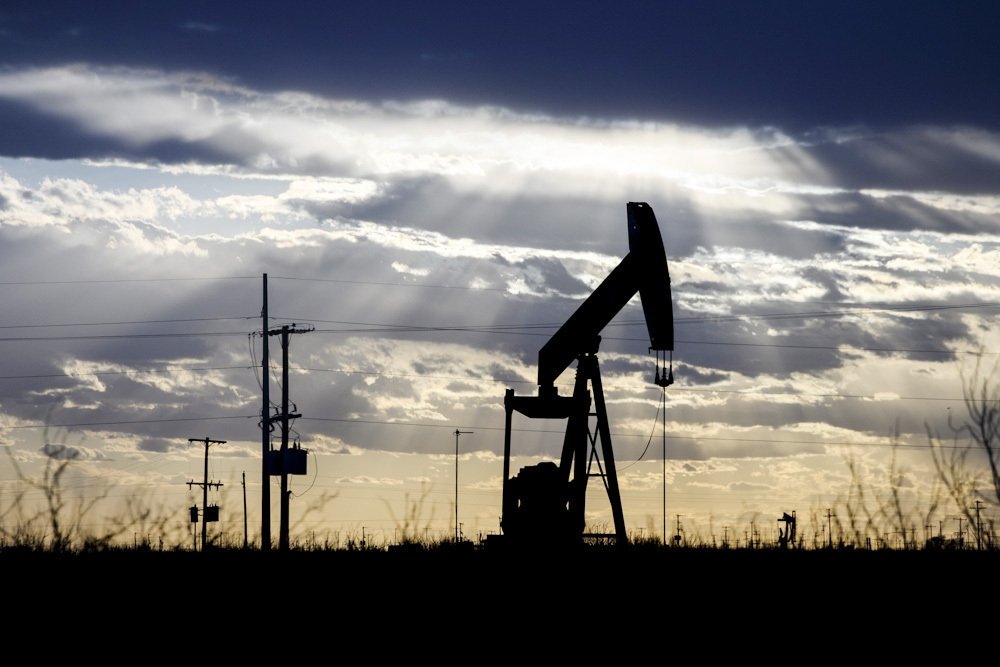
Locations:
502;352;627;545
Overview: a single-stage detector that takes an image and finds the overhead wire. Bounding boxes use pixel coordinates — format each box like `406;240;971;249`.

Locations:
4;410;976;451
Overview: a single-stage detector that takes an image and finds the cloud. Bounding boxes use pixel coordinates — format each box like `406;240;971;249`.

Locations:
727;481;773;493
137;437;174;453
334;475;403;486
785;128;1000;195
2;4;999;131
0;63;995;537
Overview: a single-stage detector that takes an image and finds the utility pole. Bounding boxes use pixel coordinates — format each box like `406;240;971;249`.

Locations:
242;471;248;549
187;437;226;551
957;517;965;548
973;500;984;550
454;429;473;542
826;508;833;548
662;386;667;546
261;273;271;551
268;323;312;551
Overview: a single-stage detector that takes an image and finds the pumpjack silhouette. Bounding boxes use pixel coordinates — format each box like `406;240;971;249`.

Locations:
500;202;674;546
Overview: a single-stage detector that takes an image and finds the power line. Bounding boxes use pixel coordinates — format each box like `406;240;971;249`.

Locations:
277;300;1000;330
270;275;505;292
6;415;257;429
0;365;250;381
0;297;993;355
0;331;248;343
0;359;985;404
670;301;1000;324
0;316;257;330
283;364;989;403
5;409;964;451
0;324;991;358
298;416;970;451
0;276;256;285
272;315;997;355
675;386;983;403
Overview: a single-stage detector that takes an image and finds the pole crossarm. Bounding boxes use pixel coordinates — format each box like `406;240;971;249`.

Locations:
186;436;227;551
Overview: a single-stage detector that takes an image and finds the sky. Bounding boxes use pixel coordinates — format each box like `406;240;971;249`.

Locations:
1;2;999;547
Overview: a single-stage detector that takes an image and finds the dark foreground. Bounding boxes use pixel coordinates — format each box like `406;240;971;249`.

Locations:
5;546;995;648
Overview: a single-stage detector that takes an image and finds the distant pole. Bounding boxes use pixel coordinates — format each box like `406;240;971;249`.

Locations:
454;429;473;542
662;387;667;545
826;508;833;548
242;471;248;549
261;273;271;551
187;437;226;551
974;500;983;551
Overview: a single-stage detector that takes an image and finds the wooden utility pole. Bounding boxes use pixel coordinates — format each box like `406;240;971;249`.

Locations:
242;471;248;549
268;323;312;551
973;500;984;550
662;387;667;545
826;508;834;548
454;429;472;542
187;437;226;551
261;273;271;550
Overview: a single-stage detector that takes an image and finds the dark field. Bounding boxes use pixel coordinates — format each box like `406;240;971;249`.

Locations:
6;547;996;626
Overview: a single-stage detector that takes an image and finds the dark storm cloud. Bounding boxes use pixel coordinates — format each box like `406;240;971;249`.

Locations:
325;176;851;260
671;304;975;381
794;191;1000;235
0;99;126;160
137;437;173;453
672;338;842;380
789;129;1000;195
1;2;998;132
0;98;258;165
799;267;847;303
675;363;728;386
483;362;530;386
678;209;850;258
320;175;626;254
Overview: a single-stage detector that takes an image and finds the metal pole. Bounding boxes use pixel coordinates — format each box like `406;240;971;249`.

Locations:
662;386;666;544
242;471;248;549
261;273;271;550
202;437;209;551
280;326;290;551
454;429;473;542
975;500;983;550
